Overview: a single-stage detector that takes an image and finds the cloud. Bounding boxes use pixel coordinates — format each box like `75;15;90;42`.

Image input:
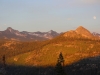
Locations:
93;16;96;20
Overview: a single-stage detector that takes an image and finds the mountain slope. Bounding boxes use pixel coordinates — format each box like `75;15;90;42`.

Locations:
63;26;98;40
6;36;100;66
6;26;100;66
75;26;93;38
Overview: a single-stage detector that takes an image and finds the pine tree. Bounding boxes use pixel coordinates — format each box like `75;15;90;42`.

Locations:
2;55;6;68
55;52;66;75
0;55;6;75
58;52;64;66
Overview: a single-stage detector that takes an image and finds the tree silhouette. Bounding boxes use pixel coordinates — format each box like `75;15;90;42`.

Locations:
55;52;66;75
2;55;6;68
57;52;64;66
0;55;6;75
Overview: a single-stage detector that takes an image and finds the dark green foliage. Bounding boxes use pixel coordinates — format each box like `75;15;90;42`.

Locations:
58;52;64;66
55;52;66;75
55;62;65;75
2;55;6;68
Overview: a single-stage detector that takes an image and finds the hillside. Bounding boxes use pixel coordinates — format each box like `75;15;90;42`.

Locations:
6;38;100;66
6;26;100;66
0;40;50;62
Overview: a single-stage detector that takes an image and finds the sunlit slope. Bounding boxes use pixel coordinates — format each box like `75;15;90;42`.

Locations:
7;36;100;66
6;26;100;66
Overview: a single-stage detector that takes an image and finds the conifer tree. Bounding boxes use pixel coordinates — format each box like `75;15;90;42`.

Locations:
55;52;66;75
58;52;64;66
0;55;6;75
2;55;6;68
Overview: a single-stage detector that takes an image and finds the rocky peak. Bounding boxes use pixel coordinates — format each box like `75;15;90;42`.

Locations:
48;30;54;34
5;27;20;34
92;32;100;37
64;26;94;38
76;26;88;32
75;26;93;38
48;30;58;34
6;27;13;32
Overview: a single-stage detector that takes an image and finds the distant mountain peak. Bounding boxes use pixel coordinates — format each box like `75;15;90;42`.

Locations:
75;26;93;37
48;30;55;34
7;27;13;30
6;27;14;32
64;26;94;38
76;26;84;29
76;26;88;32
0;27;60;41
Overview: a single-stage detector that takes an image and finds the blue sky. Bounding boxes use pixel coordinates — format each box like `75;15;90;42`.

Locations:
0;0;100;33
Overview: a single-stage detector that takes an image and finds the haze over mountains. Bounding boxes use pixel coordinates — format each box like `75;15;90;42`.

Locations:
0;27;60;41
0;26;100;41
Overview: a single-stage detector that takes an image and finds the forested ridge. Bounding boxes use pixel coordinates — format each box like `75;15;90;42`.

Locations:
0;40;50;62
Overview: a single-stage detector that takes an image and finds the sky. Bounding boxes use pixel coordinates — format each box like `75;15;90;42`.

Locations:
0;0;100;33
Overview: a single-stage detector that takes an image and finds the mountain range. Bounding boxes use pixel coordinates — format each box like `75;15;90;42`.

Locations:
0;26;100;41
0;27;60;41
